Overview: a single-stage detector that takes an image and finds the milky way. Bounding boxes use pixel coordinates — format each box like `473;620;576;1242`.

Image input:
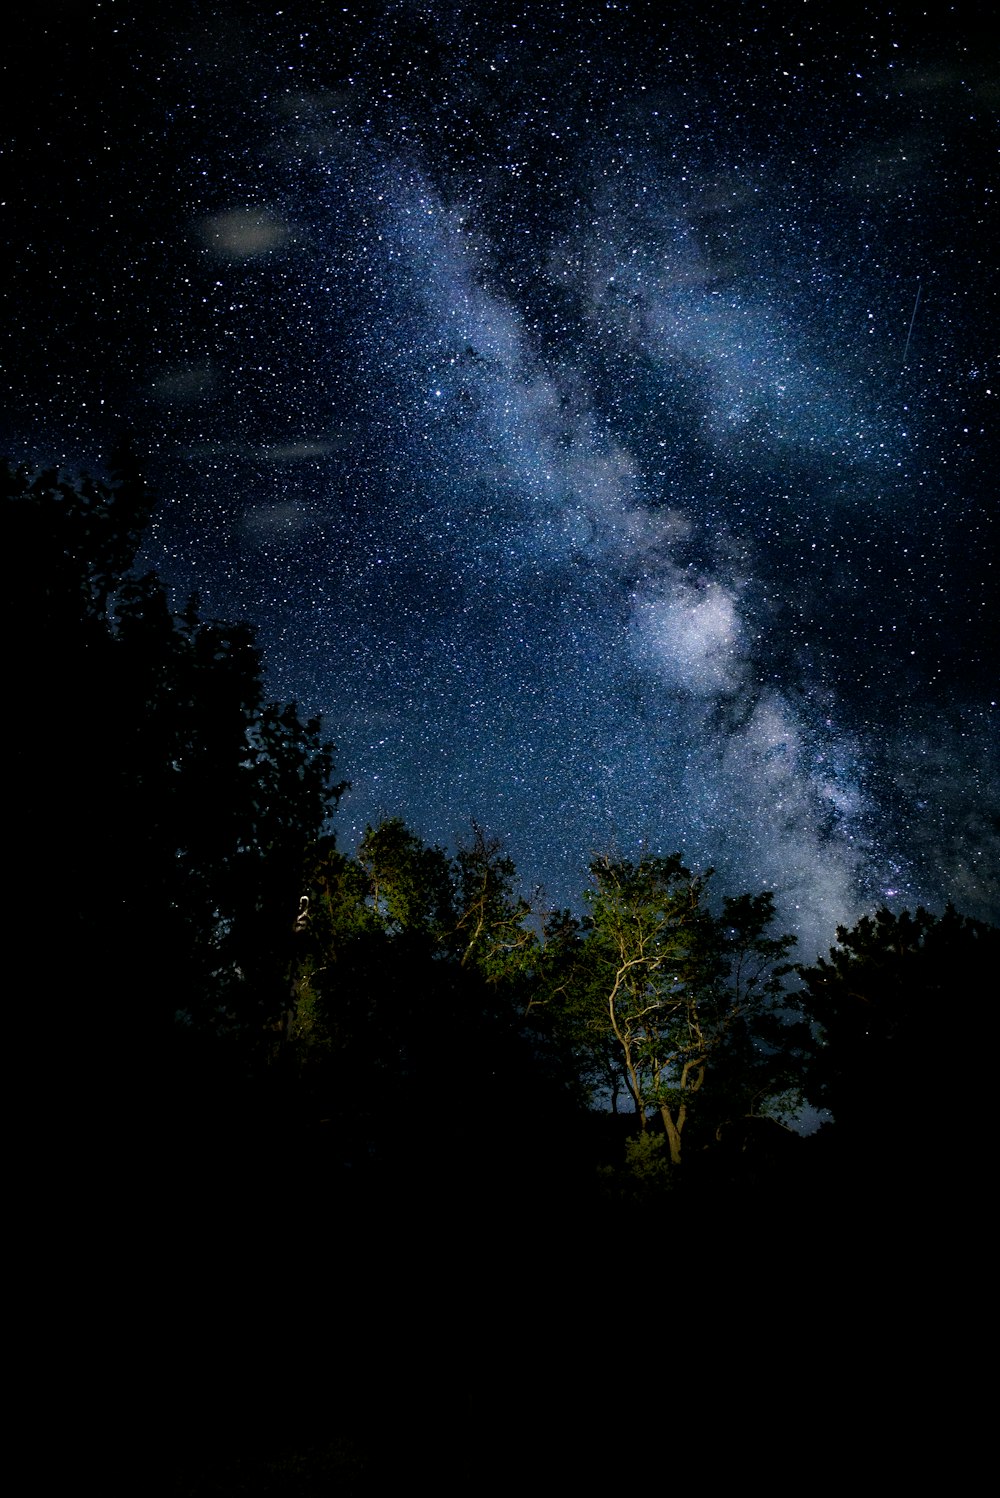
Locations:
3;3;996;953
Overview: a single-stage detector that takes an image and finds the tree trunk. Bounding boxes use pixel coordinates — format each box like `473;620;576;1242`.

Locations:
660;1103;684;1165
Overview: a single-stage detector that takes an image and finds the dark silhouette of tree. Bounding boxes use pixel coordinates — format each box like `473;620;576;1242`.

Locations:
3;455;345;1114
795;903;1000;1188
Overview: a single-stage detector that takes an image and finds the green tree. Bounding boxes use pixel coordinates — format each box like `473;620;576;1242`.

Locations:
534;906;629;1112
447;822;538;982
281;818;594;1180
561;854;798;1167
357;817;455;938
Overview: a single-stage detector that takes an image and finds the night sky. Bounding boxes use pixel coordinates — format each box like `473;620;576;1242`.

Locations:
3;2;997;955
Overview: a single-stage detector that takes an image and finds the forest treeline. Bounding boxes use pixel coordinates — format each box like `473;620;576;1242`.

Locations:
7;453;996;1205
11;455;994;1489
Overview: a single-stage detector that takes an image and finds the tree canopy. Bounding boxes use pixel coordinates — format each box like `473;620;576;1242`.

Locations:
795;902;1000;1174
545;853;802;1169
5;456;345;1104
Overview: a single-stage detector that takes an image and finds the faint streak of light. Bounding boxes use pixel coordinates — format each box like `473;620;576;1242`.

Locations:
902;281;922;368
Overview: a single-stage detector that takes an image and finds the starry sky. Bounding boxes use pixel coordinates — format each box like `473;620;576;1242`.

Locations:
3;1;997;954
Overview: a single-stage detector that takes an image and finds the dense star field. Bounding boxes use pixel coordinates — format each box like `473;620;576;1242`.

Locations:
3;3;996;954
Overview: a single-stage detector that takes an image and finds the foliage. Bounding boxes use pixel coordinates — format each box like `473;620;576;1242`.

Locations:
795;902;1000;1144
270;813;620;1198
4;445;154;628
448;822;540;981
357;816;455;938
3;456;345;1068
552;854;799;1166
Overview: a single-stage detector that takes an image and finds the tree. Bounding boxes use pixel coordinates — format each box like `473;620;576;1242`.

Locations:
3;456;345;1087
796;903;1000;1159
3;444;154;633
279;816;598;1184
447;821;538;983
558;854;798;1167
356;816;455;939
